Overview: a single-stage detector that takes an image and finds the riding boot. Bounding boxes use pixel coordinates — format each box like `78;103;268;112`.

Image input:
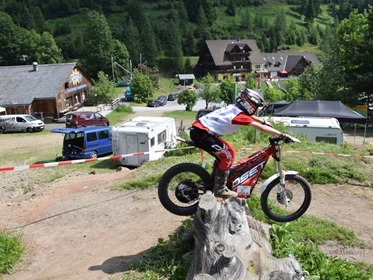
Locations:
213;169;237;197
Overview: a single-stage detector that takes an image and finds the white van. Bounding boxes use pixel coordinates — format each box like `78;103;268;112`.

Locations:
264;116;344;144
0;114;45;133
111;116;177;167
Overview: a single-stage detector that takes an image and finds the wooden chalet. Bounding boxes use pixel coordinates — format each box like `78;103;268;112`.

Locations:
0;62;93;121
194;39;264;81
262;52;320;79
194;39;320;82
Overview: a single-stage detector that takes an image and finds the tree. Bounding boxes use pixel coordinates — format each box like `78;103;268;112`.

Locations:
93;71;116;100
195;73;221;108
244;74;256;89
38;32;63;64
111;38;130;72
297;65;319;100
122;18;141;66
226;0;236;16
0;12;17;65
263;87;285;102
333;8;373;105
184;57;193;73
177;89;198;111
164;19;183;75
219;79;235;105
80;10;129;80
80;11;113;78
137;64;160;88
131;69;154;103
283;78;300;101
127;0;158;67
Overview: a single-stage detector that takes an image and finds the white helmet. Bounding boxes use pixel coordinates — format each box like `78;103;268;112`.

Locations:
235;89;264;116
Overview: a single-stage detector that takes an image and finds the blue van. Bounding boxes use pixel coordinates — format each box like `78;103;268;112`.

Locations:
51;126;112;159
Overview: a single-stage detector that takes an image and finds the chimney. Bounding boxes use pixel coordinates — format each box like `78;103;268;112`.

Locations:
32;62;38;72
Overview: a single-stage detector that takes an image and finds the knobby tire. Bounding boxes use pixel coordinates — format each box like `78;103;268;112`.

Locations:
260;174;312;222
158;163;213;216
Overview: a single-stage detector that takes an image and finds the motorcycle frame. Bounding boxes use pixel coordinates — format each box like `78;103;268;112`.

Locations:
223;138;284;198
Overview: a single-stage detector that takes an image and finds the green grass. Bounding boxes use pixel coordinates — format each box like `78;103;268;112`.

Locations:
107;104;135;126
0;232;24;274
121;195;373;279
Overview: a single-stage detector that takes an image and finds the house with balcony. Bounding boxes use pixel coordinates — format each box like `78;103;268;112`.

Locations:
194;39;264;82
194;39;320;82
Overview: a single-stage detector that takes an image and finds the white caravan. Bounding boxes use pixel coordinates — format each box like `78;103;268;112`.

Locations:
264;116;345;144
111;116;177;167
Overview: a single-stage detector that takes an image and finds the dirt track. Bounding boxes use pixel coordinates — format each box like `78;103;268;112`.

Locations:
1;120;373;279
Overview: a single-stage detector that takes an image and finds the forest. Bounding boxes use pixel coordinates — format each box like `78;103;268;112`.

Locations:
0;0;372;106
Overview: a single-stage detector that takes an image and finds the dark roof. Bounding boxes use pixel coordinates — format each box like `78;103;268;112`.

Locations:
274;100;366;123
262;52;320;72
205;39;263;66
0;63;78;106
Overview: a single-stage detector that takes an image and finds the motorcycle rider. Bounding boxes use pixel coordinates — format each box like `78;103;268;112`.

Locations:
190;88;292;197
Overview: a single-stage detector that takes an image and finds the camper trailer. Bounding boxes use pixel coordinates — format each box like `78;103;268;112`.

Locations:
111;116;177;167
264;116;345;144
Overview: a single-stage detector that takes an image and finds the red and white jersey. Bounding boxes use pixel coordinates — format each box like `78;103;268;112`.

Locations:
193;104;255;136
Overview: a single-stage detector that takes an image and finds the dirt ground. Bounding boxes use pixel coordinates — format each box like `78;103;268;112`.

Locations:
1;121;373;280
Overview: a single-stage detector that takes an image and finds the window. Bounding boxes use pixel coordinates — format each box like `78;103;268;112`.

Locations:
290;120;310;125
316;137;337;144
87;132;98;142
97;130;109;140
157;130;166;144
16;117;26;123
65;97;71;107
150;137;155;147
66;132;84;140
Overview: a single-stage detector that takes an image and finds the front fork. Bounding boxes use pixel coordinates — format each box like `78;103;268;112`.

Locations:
274;145;289;207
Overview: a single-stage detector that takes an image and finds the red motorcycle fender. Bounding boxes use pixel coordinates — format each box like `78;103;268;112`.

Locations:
258;171;299;193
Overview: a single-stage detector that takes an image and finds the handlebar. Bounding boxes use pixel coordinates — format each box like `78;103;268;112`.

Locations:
269;134;300;145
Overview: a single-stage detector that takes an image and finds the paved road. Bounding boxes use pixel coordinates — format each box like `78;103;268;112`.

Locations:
45;99;208;130
131;99;207;113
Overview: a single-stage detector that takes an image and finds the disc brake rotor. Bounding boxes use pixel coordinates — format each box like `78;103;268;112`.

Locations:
175;180;200;203
276;189;293;205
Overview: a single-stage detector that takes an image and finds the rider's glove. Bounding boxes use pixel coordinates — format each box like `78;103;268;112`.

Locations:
262;119;274;128
280;133;293;144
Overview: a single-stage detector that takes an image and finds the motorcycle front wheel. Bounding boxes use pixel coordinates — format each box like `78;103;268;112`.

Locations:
260;174;312;222
158;163;213;216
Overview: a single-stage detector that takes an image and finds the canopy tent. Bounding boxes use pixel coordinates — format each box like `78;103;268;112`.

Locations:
273;100;366;124
273;100;368;143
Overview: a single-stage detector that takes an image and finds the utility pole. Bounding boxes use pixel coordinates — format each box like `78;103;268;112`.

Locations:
111;55;115;82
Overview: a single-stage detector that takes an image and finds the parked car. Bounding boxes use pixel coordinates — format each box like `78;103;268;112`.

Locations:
196;108;215;120
147;100;161;107
65;111;109;128
167;93;177;101
0;114;44;132
157;96;168;106
51;126;112;159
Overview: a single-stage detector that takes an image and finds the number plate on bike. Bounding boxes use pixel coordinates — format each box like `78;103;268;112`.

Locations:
237;185;251;195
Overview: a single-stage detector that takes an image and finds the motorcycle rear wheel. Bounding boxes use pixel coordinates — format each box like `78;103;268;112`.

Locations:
260;174;312;222
158;163;213;216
